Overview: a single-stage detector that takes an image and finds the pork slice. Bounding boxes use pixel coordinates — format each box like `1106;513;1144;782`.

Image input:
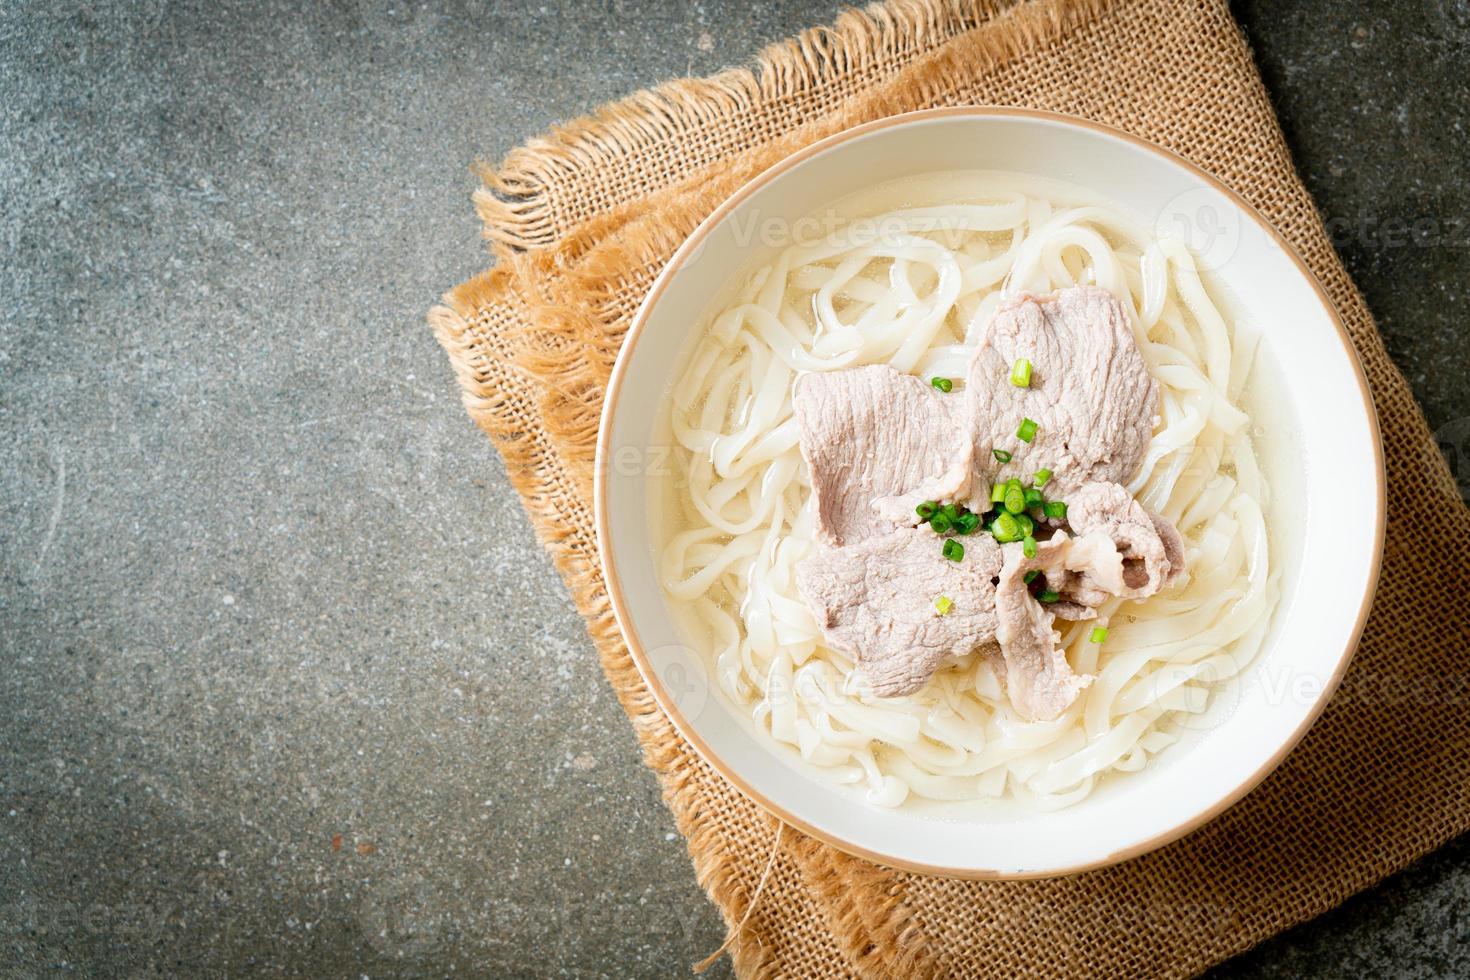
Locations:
796;527;1003;696
965;286;1157;502
1063;481;1186;600
1039;574;1103;622
987;535;1098;623
796;365;972;546
993;538;1091;721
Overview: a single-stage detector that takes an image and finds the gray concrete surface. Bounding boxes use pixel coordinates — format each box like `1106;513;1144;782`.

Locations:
0;1;1466;977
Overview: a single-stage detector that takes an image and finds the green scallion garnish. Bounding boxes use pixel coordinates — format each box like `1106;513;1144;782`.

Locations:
942;538;965;562
940;502;960;522
1016;418;1038;443
1033;468;1052;488
931;376;954;393
916;501;937;520
955;512;981;535
990;482;1007;504
929;512;953;534
1010;358;1032;388
1089;626;1109;643
991;512;1022;543
1022;535;1037;558
1043;500;1068;519
1023;487;1043;509
1016;513;1035;537
935;595;954;616
992;448;1012;463
1023;570;1040;584
1003;484;1026;515
1037;590;1060;603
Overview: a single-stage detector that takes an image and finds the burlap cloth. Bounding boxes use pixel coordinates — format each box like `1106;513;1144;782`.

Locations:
429;0;1470;975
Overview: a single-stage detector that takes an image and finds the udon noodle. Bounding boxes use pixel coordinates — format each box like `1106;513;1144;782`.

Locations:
656;171;1279;809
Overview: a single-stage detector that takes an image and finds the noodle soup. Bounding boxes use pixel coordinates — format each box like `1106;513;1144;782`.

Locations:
653;170;1284;810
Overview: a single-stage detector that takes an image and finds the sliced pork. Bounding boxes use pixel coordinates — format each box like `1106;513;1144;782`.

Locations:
965;286;1157;502
797;528;1003;696
789;286;1187;717
981;493;1185;721
992;538;1092;721
795;365;972;546
1063;482;1186;599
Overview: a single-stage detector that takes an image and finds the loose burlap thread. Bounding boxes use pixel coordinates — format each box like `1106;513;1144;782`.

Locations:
429;0;1470;975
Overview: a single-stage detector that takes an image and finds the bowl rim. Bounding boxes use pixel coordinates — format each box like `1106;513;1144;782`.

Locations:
594;106;1386;878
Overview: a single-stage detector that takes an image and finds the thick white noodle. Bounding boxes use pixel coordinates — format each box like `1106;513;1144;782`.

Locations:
656;172;1280;808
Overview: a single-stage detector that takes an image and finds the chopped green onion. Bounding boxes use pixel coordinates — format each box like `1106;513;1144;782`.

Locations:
1010;358;1033;387
935;595;954;616
929;512;953;534
1037;590;1060;603
1033;468;1053;488
1016;513;1035;537
1003;485;1026;515
992;448;1012;463
1089;626;1109;643
1023;488;1043;509
955;512;981;535
1016;418;1038;443
931;376;953;393
990;482;1007;504
1023;570;1040;584
1043;500;1068;519
915;501;937;520
991;512;1022;543
942;538;965;562
1022;535;1038;558
940;502;960;522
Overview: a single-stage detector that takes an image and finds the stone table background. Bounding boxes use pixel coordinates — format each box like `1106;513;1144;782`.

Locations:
2;1;1466;976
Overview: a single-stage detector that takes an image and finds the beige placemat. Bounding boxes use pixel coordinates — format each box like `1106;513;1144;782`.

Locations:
429;1;1470;975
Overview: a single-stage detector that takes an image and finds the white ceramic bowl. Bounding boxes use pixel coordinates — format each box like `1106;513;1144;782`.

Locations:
596;108;1383;877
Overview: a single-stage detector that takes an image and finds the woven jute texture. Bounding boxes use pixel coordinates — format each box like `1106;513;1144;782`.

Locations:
429;0;1470;975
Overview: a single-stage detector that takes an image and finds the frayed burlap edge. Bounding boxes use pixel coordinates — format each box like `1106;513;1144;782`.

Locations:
472;0;994;250
472;0;1112;254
